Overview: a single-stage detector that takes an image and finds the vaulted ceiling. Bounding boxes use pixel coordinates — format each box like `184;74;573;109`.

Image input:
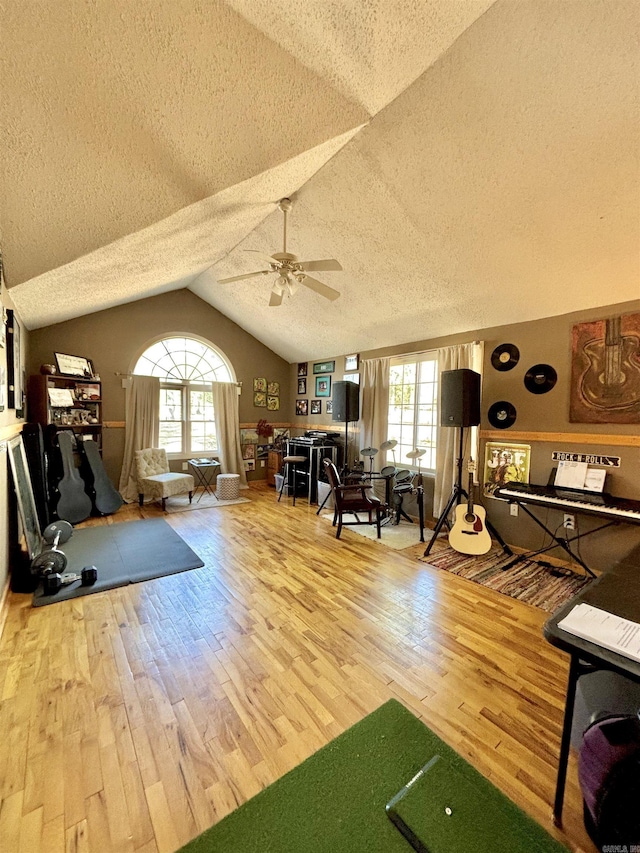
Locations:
2;0;638;363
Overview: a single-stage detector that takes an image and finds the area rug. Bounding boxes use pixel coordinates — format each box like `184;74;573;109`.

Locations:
176;698;568;853
163;491;250;513
420;547;592;612
320;511;431;550
33;518;204;606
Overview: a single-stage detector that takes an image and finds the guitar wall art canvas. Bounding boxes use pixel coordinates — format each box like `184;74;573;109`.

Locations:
570;312;640;423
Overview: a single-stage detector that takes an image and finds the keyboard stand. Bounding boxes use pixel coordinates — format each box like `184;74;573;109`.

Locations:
498;498;613;578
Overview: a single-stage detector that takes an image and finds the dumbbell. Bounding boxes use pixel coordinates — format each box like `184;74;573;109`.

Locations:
30;520;74;578
43;566;98;596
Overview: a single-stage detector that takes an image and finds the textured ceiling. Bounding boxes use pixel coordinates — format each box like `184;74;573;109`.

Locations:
2;0;639;363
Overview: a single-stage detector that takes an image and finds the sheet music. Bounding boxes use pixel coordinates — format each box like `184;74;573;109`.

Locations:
555;460;588;489
557;603;640;664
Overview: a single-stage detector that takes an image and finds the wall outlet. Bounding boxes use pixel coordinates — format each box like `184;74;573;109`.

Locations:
182;462;188;471
563;514;575;530
510;503;518;516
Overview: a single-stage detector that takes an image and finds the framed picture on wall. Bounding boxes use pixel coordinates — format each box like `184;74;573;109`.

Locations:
315;375;331;397
298;378;307;395
345;354;359;371
298;362;308;377
326;399;333;414
296;399;308;416
6;309;23;411
311;399;321;415
313;360;335;374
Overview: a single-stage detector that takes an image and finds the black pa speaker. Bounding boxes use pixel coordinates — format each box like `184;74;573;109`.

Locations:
440;369;481;427
332;381;360;423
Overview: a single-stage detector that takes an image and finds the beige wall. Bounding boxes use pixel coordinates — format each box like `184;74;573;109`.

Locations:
28;289;291;483
291;298;640;571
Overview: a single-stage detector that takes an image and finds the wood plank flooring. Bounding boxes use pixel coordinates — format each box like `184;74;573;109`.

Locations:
0;483;594;852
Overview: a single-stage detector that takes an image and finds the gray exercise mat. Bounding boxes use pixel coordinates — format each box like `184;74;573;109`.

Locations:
33;518;204;606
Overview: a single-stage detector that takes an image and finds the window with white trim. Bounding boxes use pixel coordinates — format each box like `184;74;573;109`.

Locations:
133;337;233;456
387;353;438;471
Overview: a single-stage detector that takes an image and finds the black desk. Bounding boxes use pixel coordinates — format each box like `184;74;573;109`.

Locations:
543;552;640;825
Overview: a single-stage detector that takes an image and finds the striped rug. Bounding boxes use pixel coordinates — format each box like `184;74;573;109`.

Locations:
419;547;592;612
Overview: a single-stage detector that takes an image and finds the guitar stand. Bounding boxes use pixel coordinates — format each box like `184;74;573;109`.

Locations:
423;427;512;558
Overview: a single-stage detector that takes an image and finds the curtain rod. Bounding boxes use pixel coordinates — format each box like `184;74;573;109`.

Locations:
365;340;481;360
114;372;242;387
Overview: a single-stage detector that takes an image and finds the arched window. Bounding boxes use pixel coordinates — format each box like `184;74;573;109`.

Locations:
133;336;234;456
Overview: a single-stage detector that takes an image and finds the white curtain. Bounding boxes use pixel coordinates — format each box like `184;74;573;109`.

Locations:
118;375;160;503
359;357;391;461
432;342;484;517
211;381;247;487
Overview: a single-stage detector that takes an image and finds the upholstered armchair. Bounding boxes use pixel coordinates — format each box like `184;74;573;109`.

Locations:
134;448;194;511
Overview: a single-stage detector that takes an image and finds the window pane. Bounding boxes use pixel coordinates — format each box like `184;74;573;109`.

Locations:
159;422;182;452
190;423;217;452
160;388;182;420
388;356;438;472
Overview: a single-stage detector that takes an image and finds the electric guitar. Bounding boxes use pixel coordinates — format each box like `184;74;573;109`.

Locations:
449;464;491;555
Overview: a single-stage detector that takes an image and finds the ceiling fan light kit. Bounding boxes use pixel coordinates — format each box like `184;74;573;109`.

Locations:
218;198;343;306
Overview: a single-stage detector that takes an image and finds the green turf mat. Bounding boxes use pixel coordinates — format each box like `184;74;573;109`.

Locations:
177;699;569;853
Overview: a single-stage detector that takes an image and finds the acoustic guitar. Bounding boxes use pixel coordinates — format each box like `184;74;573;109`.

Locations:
449;465;491;555
54;430;93;524
79;437;123;515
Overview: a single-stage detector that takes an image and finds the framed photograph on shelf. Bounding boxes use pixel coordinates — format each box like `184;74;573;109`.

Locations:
313;360;335;375
54;352;94;378
296;399;308;416
345;354;359;371
297;377;307;395
315;375;331;397
311;399;321;415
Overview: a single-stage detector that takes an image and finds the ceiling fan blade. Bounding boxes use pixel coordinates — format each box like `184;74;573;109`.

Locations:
300;275;341;301
244;249;281;265
217;270;271;283
269;288;284;307
297;259;343;272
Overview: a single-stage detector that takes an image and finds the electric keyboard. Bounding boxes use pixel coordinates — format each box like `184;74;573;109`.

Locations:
495;482;640;524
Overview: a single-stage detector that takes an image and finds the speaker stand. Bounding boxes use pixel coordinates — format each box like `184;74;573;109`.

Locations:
423;427;512;558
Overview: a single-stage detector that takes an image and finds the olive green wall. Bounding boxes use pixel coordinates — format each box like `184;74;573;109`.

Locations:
28;289;290;484
290;298;640;572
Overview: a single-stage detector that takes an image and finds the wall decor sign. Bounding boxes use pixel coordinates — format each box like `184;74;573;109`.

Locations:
313;360;335;374
483;441;531;498
315;375;331;397
551;451;620;468
570;312;640;424
54;352;94;378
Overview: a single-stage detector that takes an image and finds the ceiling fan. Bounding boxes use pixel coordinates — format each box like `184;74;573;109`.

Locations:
217;198;342;306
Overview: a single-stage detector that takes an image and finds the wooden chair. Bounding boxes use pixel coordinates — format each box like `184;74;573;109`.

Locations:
134;448;194;511
322;458;382;539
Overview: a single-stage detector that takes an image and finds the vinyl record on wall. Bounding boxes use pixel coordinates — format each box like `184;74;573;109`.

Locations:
524;363;557;395
487;401;517;429
490;343;520;372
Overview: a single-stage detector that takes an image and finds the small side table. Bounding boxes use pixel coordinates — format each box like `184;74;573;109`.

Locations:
188;459;221;502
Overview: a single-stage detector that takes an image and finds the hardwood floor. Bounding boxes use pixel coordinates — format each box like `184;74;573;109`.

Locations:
0;482;594;852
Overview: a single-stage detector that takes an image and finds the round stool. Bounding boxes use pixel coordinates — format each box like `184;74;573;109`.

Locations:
278;455;307;505
217;473;240;501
